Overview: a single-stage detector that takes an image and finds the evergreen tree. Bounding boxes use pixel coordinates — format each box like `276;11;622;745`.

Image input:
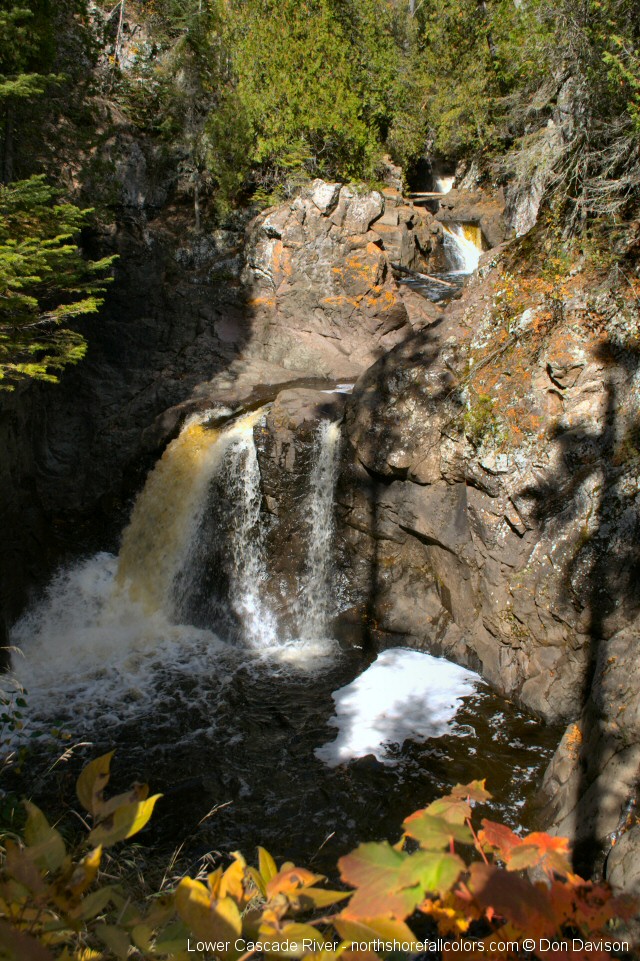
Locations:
0;177;114;389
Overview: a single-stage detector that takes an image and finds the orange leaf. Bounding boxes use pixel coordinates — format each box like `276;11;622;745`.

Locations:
467;863;555;936
478;819;521;860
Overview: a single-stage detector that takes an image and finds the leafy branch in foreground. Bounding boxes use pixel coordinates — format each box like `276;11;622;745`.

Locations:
0;176;115;390
0;755;635;960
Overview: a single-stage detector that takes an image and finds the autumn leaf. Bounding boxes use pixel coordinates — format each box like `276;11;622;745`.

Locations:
175;878;242;960
422;795;471;824
88;794;162;847
334;915;418;952
402;811;473;850
266;865;324;899
451;780;492;803
338;842;422;920
76;752;114;816
507;832;571;875
467;862;556;935
478;819;521;861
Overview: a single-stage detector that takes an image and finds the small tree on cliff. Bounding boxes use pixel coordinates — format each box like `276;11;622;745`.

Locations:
0;176;114;390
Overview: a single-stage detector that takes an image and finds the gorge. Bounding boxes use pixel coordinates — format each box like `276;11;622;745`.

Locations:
1;0;640;955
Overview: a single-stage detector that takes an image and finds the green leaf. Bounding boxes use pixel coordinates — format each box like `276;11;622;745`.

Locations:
95;924;131;960
402;811;473;850
397;850;464;898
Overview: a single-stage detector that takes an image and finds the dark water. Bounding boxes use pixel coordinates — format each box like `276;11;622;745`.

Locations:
9;639;560;881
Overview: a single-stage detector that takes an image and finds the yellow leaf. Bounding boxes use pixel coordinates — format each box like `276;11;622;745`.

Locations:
207;866;224;898
258;846;278;882
266;866;323;899
87;794;162;847
219;852;247;902
23;802;66;873
247;866;267;898
67;846;102;897
334;916;418;954
76;752;114;816
259;922;325;958
296;887;352;910
175;878;242;959
96;783;149;820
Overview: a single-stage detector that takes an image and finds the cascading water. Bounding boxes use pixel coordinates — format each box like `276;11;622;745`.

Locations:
4;397;561;870
224;431;277;647
299;420;341;640
434;175;455;195
443;223;483;273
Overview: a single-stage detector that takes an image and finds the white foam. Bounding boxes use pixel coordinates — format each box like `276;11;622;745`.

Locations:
434;175;455;195
442;224;482;274
7;553;229;731
315;648;479;766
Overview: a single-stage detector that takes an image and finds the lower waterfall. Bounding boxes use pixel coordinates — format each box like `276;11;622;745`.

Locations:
4;402;561;870
225;430;277;647
299;419;341;640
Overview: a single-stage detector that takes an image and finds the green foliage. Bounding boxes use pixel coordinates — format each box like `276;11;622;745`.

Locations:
0;176;114;390
464;392;501;448
128;0;426;212
0;759;635;960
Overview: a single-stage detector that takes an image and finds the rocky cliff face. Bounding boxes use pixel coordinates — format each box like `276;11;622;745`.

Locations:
239;181;440;378
238;184;640;883
328;230;640;885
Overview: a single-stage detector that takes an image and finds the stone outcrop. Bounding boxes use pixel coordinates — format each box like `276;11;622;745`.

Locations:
240;180;440;378
436;187;510;248
317;237;640;875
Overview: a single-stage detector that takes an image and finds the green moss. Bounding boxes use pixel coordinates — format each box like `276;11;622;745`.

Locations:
463;393;502;448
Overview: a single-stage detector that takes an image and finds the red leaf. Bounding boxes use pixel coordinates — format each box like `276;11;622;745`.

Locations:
478;819;521;860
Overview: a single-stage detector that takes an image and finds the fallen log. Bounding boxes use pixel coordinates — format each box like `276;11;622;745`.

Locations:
390;263;457;289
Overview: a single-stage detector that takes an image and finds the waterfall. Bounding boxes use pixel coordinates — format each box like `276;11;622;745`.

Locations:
442;223;483;274
7;408;281;729
434;175;454;195
299;420;341;640
224;430;276;647
116;409;266;623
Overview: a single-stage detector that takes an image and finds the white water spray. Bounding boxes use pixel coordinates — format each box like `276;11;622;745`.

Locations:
225;429;277;647
434;175;455;194
443;223;483;274
299;420;341;640
316;648;480;766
